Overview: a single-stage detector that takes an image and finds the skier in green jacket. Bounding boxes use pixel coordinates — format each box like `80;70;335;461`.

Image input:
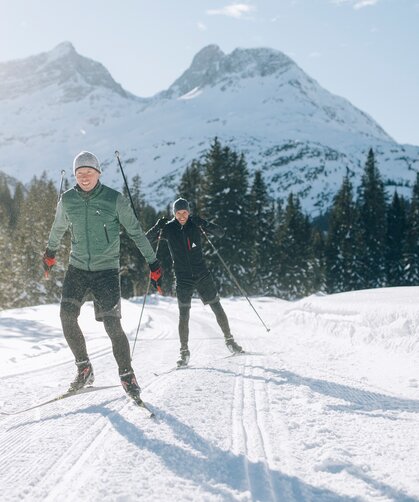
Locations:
43;151;162;399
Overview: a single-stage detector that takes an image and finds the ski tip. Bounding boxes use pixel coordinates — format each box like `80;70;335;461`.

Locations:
130;396;156;418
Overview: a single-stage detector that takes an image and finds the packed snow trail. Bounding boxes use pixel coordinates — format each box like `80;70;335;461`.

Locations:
0;289;419;501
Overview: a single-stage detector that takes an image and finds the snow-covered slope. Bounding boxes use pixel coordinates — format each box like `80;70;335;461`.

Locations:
0;288;419;501
1;43;418;214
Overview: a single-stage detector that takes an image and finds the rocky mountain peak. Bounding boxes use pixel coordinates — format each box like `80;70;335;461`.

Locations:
164;45;294;98
45;41;77;62
0;42;128;102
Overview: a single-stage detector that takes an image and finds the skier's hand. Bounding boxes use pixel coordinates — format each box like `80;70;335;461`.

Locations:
156;216;168;230
149;260;163;293
43;248;57;278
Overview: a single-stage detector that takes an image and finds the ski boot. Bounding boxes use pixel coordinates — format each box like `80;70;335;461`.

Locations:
68;359;94;392
120;370;141;399
177;348;190;368
225;336;244;354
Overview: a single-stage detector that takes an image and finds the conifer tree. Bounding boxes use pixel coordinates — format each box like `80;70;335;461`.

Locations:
0;223;12;308
404;173;419;284
311;228;326;293
248;170;276;295
201;138;252;295
356;149;387;288
177;160;204;214
0;179;12;227
10;182;25;230
386;191;408;286
12;173;64;307
325;174;360;292
276;193;315;298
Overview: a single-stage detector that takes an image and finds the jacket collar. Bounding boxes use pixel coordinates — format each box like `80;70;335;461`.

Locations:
75;181;102;199
173;218;191;230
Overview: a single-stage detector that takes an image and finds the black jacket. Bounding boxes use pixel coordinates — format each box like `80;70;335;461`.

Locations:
147;217;224;281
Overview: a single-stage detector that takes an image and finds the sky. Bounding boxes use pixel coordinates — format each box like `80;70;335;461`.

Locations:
1;290;419;499
0;0;418;145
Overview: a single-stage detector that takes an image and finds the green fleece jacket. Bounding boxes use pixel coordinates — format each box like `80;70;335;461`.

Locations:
47;182;156;271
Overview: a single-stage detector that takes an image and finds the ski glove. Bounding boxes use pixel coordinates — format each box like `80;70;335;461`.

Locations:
43;248;57;276
149;260;163;293
156;216;168;229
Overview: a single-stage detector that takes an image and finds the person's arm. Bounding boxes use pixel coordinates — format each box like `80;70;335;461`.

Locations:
43;198;69;274
46;199;70;252
117;194;164;291
190;215;225;238
146;217;169;243
117;194;157;264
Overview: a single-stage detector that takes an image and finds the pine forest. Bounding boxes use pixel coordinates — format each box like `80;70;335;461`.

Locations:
1;138;417;310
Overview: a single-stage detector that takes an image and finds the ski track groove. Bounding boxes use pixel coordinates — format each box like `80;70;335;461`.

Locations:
231;355;296;502
0;305;269;501
0;385;155;502
40;397;132;502
232;360;253;498
0;395;113;501
244;359;279;502
0;355;187;502
0;323;175;502
34;368;169;501
254;360;305;501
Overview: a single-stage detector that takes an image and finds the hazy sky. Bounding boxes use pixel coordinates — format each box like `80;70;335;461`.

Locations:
0;0;418;145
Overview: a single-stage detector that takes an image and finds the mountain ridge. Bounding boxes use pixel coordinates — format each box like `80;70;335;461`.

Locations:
0;42;418;215
0;41;130;102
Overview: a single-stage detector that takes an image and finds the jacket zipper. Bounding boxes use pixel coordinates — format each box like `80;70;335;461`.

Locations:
70;223;75;242
104;224;110;243
181;226;193;275
85;200;91;270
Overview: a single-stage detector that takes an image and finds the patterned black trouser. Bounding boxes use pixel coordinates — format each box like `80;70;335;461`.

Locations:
176;272;231;350
59;265;131;374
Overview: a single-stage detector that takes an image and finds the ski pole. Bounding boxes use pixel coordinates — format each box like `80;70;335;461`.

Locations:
201;228;271;333
114;151;165;355
58;169;66;198
131;229;163;358
115;150;139;219
44;169;66;280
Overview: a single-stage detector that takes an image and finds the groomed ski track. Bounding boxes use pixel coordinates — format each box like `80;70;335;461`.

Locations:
1;292;419;501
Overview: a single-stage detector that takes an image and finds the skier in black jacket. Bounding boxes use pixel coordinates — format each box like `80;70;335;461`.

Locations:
147;198;243;366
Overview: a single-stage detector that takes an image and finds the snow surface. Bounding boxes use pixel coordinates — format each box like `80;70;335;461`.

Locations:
1;288;419;501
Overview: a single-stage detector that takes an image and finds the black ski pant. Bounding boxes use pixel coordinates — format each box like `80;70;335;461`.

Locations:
60;265;132;375
60;306;132;374
176;273;231;350
178;302;231;350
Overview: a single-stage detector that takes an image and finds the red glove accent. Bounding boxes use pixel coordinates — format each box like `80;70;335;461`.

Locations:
43;256;56;269
43;250;57;279
150;267;163;293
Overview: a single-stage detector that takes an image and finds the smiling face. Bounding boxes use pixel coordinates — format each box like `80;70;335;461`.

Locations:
75;167;101;192
175;209;190;226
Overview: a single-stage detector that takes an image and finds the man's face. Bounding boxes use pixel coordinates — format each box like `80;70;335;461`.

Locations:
75;168;100;192
175;209;190;226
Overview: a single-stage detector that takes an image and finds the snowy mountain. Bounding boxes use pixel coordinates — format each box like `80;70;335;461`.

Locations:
1;289;419;500
1;42;418;214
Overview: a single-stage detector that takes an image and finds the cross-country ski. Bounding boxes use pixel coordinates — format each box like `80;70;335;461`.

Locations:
0;385;120;416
